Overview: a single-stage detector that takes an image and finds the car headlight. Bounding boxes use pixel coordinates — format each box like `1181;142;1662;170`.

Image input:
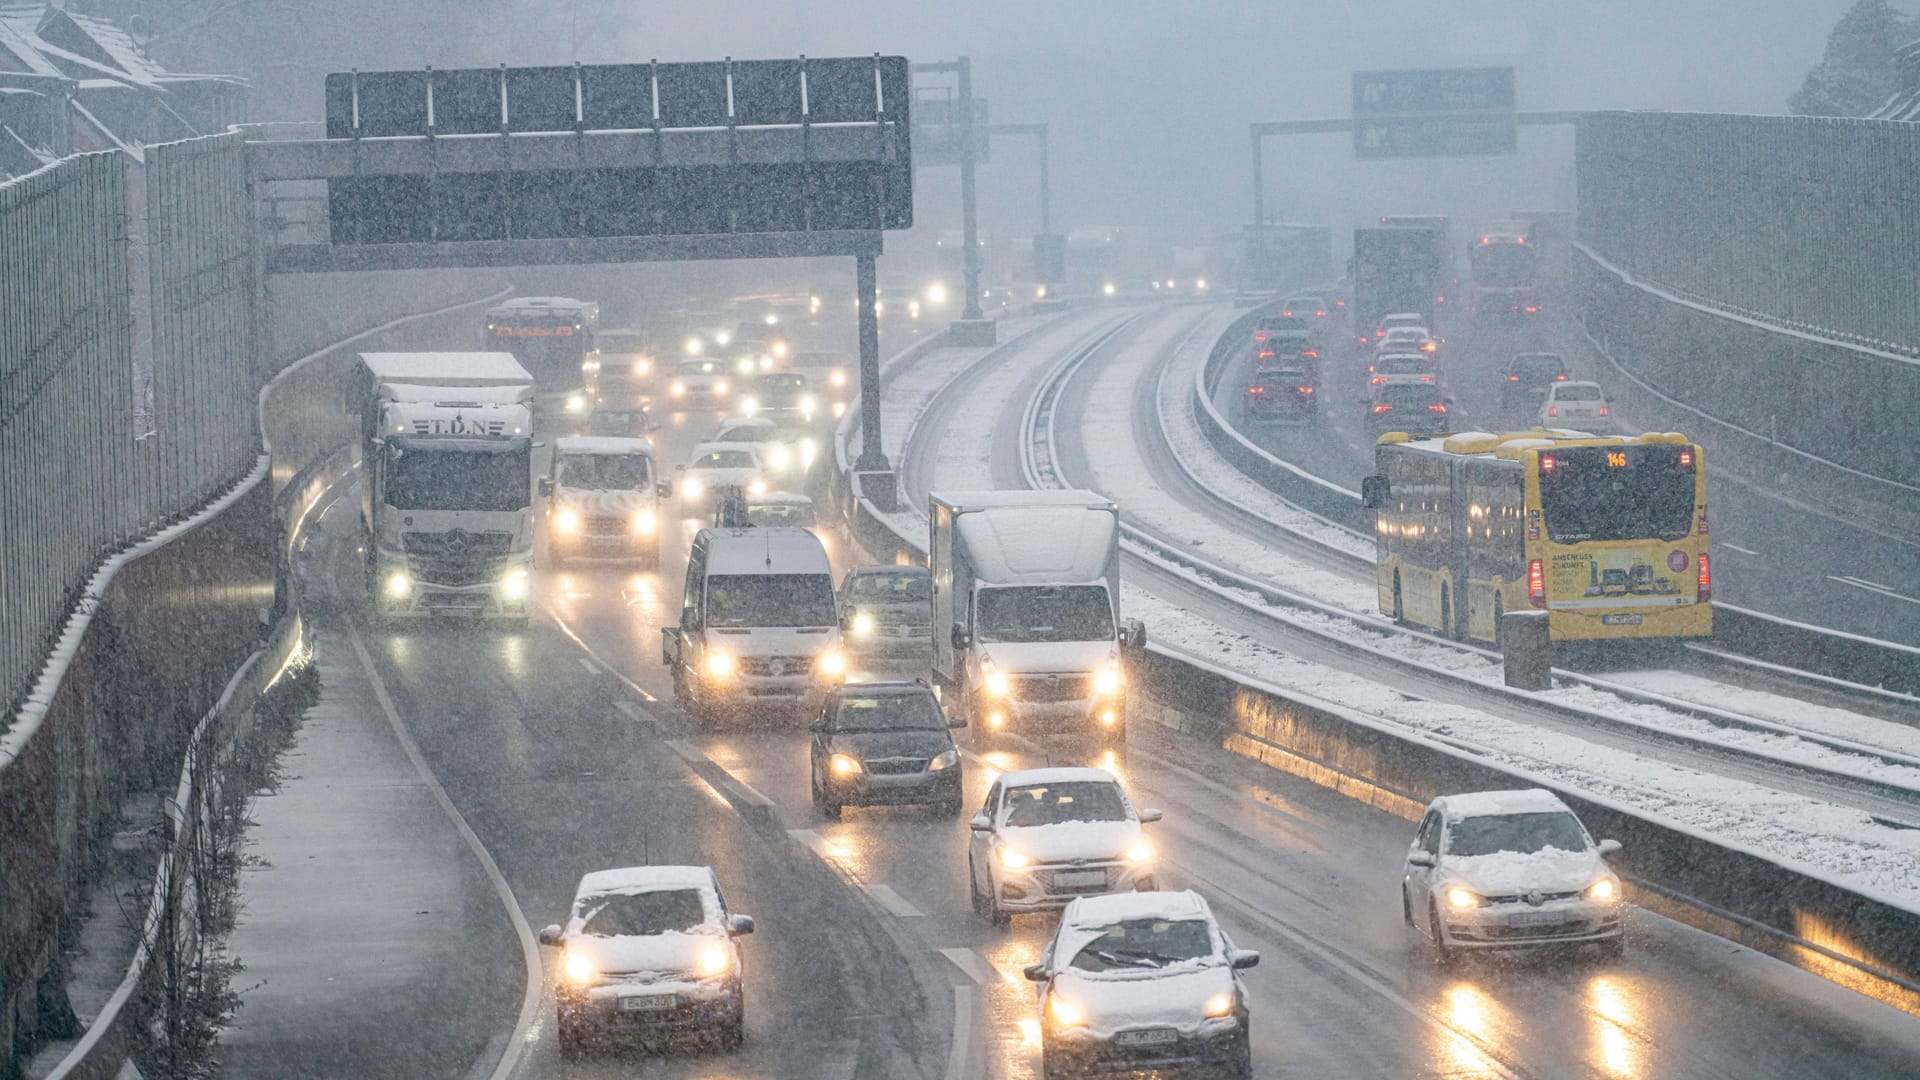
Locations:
1447;886;1484;910
799;394;817;415
747;478;767;496
499;568;530;601
832;401;846;418
1047;993;1085;1029
384;570;412;599
563;950;597;986
1203;992;1234;1018
742;395;761;416
772;341;789;359
759;355;773;371
829;368;848;388
817;650;847;678
554;507;581;535
1123;840;1152;863
633;359;651;376
1586;878;1618;903
928;748;959;772
1094;662;1123;696
705;651;735;679
715;380;730;396
737;358;755;375
684;337;703;355
670;381;686;397
696;942;732;978
998;846;1030;870
631;509;657;534
767;445;792;471
830;752;863;777
715;331;731;346
850;611;876;639
682;476;704;499
800;437;819;466
582;359;600;373
983;668;1011;698
566;393;586;413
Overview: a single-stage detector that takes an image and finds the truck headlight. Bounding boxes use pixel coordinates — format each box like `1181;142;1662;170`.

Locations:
928;749;958;772
705;651;735;679
850;611;876;639
384;571;412;599
499;568;530;601
632;509;657;534
830;753;863;777
554;508;581;535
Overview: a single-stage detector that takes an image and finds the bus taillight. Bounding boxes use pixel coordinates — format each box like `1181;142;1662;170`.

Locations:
1697;554;1711;602
1529;560;1546;608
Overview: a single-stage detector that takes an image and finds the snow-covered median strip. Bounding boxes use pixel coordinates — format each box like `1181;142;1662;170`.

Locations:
1128;582;1920;913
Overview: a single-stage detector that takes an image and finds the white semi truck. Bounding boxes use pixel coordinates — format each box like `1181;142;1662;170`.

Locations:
928;490;1146;751
351;352;536;623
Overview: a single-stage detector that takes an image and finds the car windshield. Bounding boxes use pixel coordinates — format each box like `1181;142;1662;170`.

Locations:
1445;811;1589;856
680;360;722;376
832;693;946;732
1003;781;1128;827
694;450;756;469
1377;357;1429;375
1254;368;1311;386
745;502;814;527
382;440;529;512
1068;918;1214;971
975;585;1113;644
705;573;836;627
849;573;931;602
1554;385;1603;402
579;888;707;937
588;412;646;435
1513;355;1566;379
717;425;777;443
1379;384;1443;408
758;376;807;402
558;453;650;490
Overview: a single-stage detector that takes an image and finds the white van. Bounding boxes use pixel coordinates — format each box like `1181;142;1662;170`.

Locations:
662;526;847;724
540;437;670;567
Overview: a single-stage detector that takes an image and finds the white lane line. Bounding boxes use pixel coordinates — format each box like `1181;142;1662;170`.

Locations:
1827;575;1920;606
859;883;925;918
576;657;600;675
611;700;657;728
666;739;706;764
1720;543;1760;556
345;625;542;1080
938;947;1002;987
541;607;659;701
944;986;976;1080
788;828;846;861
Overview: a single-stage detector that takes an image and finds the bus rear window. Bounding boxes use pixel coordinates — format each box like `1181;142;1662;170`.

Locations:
1538;446;1695;543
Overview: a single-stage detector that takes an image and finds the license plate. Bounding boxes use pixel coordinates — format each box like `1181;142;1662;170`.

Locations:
1116;1028;1178;1048
1053;869;1107;888
1509;910;1570;927
1601;614;1643;626
620;994;677;1012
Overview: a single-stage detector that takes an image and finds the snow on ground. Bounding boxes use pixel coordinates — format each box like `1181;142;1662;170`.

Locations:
1126;581;1920;913
1604;668;1920;760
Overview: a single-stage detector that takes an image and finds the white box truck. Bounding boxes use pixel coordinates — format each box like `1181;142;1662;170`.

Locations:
352;352;536;623
929;490;1146;750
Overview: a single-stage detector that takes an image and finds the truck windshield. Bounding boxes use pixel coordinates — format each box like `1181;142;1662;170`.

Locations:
558;454;651;491
706;574;836;627
975;585;1113;644
383;440;529;512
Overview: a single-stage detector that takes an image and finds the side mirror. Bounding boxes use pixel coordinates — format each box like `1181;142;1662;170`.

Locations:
1124;619;1147;650
948;715;968;729
1360;475;1389;509
727;914;755;937
807;717;829;734
1407;850;1437;868
1138;808;1163;824
537;924;564;947
1023;964;1048;983
1228;949;1261;971
1597;838;1622;856
656;481;674;498
968;813;992;832
538;477;554;497
950;624;971;650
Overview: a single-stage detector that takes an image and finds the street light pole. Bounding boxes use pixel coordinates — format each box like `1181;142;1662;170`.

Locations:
956;56;984;323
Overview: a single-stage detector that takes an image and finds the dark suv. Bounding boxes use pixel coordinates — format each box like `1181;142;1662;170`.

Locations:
809;682;965;819
1501;352;1570;410
1246;365;1318;422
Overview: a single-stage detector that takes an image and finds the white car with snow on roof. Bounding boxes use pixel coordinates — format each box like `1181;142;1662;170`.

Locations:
967;767;1162;925
537;865;754;1056
674;441;766;514
1023;890;1258;1079
1403;788;1625;962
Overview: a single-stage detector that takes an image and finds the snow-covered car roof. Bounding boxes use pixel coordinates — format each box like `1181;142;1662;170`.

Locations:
747;491;813;506
1060;888;1213;928
997;766;1122;789
576;865;716;898
715;417;777;435
701;527;831;575
688;441;763;463
555;436;654;457
1434;788;1571;820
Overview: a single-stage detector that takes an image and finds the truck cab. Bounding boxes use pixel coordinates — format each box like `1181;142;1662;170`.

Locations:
662;526;848;725
929;491;1146;753
541;436;671;567
354;352;536;623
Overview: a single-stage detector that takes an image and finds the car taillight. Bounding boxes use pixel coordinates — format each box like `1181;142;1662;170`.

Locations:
1282;309;1294;317
1508;374;1520;381
1376;330;1386;338
1556;373;1569;380
1248;386;1266;394
1254;332;1268;342
1298;386;1314;394
1302;350;1319;359
1428;404;1448;413
1259;350;1275;359
1436;295;1447;304
1316;309;1327;317
1525;306;1539;313
1336;299;1346;308
1598;405;1609;416
1548;406;1559;417
1371;376;1386;384
1697;554;1711;602
1422;343;1436;352
1529;559;1546;608
1372;404;1394;413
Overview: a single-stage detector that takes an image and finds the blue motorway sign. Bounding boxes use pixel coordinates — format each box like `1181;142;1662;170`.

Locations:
1351;67;1516;159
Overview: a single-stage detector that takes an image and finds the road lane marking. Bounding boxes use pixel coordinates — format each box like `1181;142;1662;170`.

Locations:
576;657;600;675
1720;543;1759;556
667;740;774;808
938;947;1001;987
859;883;925;918
944;986;976;1080
789;828;847;861
344;624;542;1080
611;700;658;728
541;607;659;700
1828;575;1920;606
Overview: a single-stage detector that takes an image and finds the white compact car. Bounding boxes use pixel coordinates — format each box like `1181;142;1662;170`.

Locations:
1024;890;1257;1079
1538;380;1611;426
537;865;754;1056
1402;789;1625;962
675;441;766;512
966;767;1161;924
667;357;732;408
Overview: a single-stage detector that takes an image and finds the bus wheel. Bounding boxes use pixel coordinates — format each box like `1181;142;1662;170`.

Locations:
1440;586;1454;641
1392;572;1404;622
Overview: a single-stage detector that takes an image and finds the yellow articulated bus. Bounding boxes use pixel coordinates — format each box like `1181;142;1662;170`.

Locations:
1360;430;1711;643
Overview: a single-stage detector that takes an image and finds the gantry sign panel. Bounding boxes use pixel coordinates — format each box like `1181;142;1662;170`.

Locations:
318;57;913;248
